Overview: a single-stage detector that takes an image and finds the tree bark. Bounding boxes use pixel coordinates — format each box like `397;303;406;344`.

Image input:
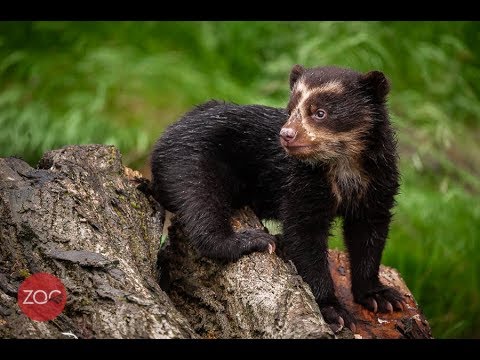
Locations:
0;145;195;338
0;145;432;339
160;208;338;339
161;209;432;339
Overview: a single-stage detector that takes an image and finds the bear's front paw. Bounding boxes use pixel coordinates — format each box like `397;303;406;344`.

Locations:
213;229;276;261
235;229;276;255
354;285;406;313
319;302;356;334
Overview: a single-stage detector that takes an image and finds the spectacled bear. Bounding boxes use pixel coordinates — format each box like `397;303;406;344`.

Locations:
151;65;405;332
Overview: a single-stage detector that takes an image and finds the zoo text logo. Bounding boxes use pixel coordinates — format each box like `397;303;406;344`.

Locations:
17;272;67;321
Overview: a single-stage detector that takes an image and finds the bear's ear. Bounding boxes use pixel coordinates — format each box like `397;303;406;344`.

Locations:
290;64;305;90
360;70;390;101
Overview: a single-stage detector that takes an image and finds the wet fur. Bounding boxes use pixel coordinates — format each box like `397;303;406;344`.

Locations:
151;65;405;332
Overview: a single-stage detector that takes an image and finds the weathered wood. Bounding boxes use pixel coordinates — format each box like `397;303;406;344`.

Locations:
0;145;432;339
161;208;432;339
327;250;432;339
0;145;195;338
160;208;339;339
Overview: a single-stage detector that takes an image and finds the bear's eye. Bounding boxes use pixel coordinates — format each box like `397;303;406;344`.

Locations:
313;109;327;120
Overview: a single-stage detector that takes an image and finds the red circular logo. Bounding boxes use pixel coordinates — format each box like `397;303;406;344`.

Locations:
17;272;67;321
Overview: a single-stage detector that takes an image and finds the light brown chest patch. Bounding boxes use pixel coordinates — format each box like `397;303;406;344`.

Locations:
328;158;369;207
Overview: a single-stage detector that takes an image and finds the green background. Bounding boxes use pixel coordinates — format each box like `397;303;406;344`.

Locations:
1;21;479;338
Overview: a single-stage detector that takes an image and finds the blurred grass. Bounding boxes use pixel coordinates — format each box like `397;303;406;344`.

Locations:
1;21;479;338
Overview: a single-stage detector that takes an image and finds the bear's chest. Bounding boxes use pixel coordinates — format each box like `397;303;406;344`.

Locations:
328;161;369;208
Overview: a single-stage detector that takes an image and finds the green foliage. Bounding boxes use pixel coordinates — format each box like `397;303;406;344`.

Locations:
1;21;479;338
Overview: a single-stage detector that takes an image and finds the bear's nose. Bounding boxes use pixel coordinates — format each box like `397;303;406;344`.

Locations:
279;128;297;143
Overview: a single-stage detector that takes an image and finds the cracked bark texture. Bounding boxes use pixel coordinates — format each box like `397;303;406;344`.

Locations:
160;208;338;339
0;145;195;338
0;145;432;339
161;210;432;339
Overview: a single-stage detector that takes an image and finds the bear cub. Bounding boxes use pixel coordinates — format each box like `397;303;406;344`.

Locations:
151;65;406;332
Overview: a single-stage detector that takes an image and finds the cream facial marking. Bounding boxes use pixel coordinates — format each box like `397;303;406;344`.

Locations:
290;80;345;140
302;116;318;140
292;80;309;96
293;80;344;111
315;80;345;94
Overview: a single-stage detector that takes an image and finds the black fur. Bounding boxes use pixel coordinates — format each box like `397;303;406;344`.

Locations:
150;66;404;332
